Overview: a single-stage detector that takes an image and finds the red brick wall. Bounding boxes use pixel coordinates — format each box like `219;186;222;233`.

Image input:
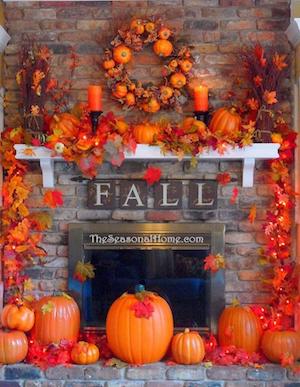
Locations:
3;1;293;305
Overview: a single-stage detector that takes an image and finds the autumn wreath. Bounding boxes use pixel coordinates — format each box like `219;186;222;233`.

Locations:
102;18;194;113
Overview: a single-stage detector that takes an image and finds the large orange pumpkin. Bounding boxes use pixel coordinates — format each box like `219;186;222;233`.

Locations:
71;341;100;365
133;123;160;144
49;113;80;138
106;285;174;364
171;328;205;365
31;294;80;345
1;304;35;332
261;330;300;363
113;45;132;64
0;329;28;364
209;107;241;141
153;39;173;57
218;305;262;353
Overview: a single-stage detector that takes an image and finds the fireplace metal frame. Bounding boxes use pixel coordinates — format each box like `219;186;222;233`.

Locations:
68;223;225;334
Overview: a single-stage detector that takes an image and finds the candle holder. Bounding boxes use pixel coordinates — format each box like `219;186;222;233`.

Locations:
90;111;102;134
194;111;209;125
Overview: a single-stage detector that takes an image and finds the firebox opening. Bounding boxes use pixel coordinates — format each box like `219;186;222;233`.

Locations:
68;223;225;334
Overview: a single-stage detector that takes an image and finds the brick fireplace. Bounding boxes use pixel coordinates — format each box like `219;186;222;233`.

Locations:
2;0;300;386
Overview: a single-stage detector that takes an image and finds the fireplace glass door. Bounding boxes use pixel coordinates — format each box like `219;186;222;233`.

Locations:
68;223;225;333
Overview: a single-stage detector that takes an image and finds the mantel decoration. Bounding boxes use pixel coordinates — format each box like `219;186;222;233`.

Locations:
0;15;299;371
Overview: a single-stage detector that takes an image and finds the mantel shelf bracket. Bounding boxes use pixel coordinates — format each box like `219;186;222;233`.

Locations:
14;143;280;188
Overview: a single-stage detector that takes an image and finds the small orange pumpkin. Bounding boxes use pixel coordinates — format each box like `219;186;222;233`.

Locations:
115;119;129;135
209;106;241;141
218;305;262;353
170;73;187;89
113;45;132;64
130;19;145;35
113;83;128;99
142;97;161;113
134;123;160;144
102;59;115;70
159;27;171;40
182;117;207;137
180;60;193;73
49;113;80;138
169;59;178;70
153;39;173;57
106;285;174;364
125;92;136;106
160;86;173;100
261;330;300;363
0;329;28;364
171;328;205;365
31;293;80;345
71;341;100;365
1;304;35;332
145;21;155;33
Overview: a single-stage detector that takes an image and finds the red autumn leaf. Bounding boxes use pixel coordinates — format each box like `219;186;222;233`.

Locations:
43;190;64;209
230;187;239;204
248;204;257;224
131;299;154;319
204;254;225;273
143;166;162;186
217;173;231;186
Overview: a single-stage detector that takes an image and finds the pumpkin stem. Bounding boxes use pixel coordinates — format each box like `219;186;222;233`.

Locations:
184;328;190;333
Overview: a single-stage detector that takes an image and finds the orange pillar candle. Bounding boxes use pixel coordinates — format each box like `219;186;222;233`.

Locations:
194;85;208;112
88;85;102;111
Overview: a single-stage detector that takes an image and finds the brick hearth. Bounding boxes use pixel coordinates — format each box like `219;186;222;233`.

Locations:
1;363;300;387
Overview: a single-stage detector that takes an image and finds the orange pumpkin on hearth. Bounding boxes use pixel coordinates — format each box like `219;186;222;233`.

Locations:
106;285;174;364
71;341;100;365
49;113;80;138
1;303;34;332
134;123;160;144
171;328;205;365
261;330;300;363
209;106;241;141
113;45;132;64
31;293;80;345
153;39;173;57
218;305;262;353
0;330;28;364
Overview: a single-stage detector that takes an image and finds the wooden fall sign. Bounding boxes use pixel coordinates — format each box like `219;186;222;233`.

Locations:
87;179;217;210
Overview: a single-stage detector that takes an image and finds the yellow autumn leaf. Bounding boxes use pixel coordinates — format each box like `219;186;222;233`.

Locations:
23;278;34;292
41;301;54;314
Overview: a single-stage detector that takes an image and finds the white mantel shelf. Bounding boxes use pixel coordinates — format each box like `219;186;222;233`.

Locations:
14;143;280;188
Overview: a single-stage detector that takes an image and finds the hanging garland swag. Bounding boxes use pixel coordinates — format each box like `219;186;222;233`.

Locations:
103;18;194;113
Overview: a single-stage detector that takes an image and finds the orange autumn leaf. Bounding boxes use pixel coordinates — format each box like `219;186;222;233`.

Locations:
248;204;257;224
32;70;45;90
9;219;30;243
43;190;64;209
273;53;288;71
263;90;278;105
22;148;36;157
